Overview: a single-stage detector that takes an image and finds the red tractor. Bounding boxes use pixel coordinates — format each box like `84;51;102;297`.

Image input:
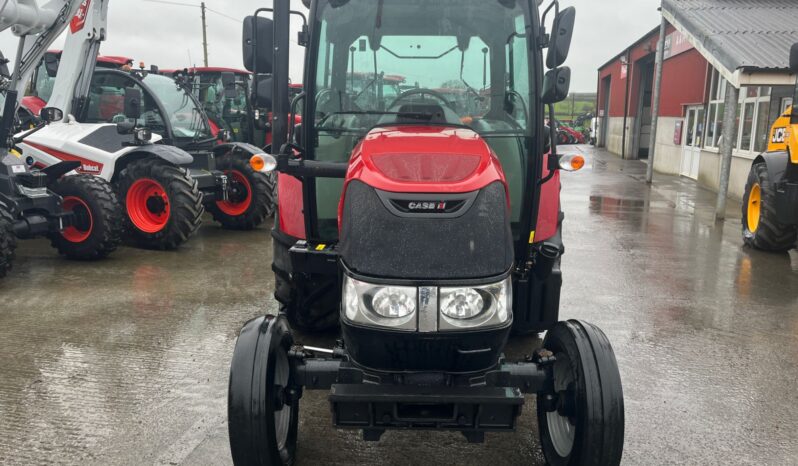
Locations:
229;1;624;465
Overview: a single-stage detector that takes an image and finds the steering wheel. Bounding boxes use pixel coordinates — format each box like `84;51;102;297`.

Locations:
388;88;456;112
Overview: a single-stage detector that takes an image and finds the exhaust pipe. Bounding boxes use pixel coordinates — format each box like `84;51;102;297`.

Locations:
534;242;561;281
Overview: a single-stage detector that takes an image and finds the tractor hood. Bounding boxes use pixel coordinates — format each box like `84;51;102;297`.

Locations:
338;125;514;280
346;125;507;194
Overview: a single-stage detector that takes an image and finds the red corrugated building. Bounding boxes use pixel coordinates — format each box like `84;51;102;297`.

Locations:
596;1;797;200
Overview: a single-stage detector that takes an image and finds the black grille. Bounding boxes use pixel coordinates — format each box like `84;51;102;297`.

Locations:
339;180;513;280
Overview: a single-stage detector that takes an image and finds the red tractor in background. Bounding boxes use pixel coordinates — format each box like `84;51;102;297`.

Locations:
168;67;303;150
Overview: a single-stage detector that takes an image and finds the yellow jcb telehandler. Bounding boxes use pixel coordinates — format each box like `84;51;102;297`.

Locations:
742;43;798;252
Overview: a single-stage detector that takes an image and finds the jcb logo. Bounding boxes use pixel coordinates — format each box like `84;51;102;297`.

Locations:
772;127;788;144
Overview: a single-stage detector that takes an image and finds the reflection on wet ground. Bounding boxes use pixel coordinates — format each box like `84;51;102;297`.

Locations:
0;146;796;465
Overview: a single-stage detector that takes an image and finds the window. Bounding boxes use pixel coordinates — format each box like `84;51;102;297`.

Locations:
735;86;770;153
83;73;167;136
704;69;727;149
704;68;772;154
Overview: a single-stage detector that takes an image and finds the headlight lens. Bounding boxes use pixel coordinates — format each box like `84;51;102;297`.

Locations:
440;288;485;320
438;277;512;331
371;287;416;318
343;276;417;330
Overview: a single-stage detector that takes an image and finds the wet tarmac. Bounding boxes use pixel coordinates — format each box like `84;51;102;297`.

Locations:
1;146;796;465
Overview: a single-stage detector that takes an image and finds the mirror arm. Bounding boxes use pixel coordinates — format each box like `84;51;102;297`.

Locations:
539;102;559;186
287;91;306;144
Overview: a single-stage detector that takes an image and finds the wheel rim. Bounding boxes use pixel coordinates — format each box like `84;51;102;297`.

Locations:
216;170;252;216
547;352;576;458
126;178;171;234
747;183;761;233
273;347;291;450
61;196;94;243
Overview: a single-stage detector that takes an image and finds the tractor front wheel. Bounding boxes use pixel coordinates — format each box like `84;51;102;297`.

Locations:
228;314;299;466
742;163;797;252
48;175;123;260
118;158;204;250
208;153;276;230
537;320;625;466
0;200;16;278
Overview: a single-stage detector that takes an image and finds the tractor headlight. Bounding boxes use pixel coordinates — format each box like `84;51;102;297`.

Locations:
438;278;512;331
343;276;417;330
342;275;512;332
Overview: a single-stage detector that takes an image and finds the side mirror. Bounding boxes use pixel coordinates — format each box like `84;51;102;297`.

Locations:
243;16;274;74
255;75;273;109
546;7;576;69
124;88;142;120
40;107;63;123
790;42;798;73
221;72;238;99
44;53;60;78
541;67;571;104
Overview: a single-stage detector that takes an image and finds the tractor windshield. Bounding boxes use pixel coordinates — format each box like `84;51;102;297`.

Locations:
142;74;212;140
196;73;249;121
310;0;537;238
195;72;250;140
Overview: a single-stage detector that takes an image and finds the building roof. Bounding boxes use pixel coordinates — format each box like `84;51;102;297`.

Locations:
662;0;798;73
597;25;660;72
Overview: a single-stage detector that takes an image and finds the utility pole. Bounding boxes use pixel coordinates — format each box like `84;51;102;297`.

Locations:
200;2;208;67
646;15;667;184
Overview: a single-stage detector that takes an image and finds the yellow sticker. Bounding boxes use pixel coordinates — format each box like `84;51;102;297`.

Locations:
315;244;326;251
10;149;22;158
528;231;536;244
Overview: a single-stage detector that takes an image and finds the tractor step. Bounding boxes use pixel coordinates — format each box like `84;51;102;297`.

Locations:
290;240;338;275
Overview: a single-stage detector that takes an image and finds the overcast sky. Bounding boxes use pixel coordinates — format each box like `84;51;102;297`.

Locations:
0;0;661;92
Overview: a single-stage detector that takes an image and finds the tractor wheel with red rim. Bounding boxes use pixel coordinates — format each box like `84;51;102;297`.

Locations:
0;200;17;278
48;175;123;260
208;153;276;230
118;158;203;250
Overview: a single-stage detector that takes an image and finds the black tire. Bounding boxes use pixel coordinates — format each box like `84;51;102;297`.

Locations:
537;320;624;466
0;201;16;278
47;175;123;260
557;131;570;145
742;163;797;252
273;234;340;333
117;158;204;250
229;314;299;466
207;153;276;230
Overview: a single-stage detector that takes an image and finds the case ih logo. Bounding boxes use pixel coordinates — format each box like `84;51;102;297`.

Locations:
408;201;447;211
70;0;91;33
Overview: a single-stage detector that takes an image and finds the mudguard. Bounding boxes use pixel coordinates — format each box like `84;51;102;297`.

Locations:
213;142;265;158
134;144;194;165
753;151;790;183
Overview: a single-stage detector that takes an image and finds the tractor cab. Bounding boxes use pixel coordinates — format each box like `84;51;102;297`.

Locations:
79;69;215;148
187;67;254;143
